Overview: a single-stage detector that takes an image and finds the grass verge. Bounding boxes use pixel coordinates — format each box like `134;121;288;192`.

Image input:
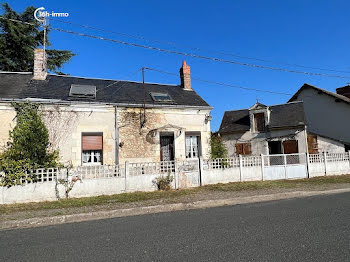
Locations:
1;174;350;215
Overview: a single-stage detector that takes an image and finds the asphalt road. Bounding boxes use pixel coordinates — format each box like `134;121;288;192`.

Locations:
1;192;350;262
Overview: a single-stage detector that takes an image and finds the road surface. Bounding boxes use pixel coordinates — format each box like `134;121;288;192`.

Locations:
1;192;350;261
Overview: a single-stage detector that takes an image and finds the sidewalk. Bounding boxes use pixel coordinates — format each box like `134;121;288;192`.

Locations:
1;175;350;230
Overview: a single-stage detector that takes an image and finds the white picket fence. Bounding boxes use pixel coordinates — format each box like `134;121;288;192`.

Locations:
0;152;349;204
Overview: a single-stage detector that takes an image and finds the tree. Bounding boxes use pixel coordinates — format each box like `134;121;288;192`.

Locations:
0;102;60;186
210;132;228;159
0;3;75;73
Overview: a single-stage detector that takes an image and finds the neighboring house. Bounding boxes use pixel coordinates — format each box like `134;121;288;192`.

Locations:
0;49;212;166
218;102;308;156
289;83;350;153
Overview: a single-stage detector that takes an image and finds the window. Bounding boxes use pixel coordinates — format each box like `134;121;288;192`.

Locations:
268;141;282;154
82;150;102;165
69;84;96;99
186;135;201;158
235;143;252;155
254;113;265;132
150;92;173;102
82;133;103;165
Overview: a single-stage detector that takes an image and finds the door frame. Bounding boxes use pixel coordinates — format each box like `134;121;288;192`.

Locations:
160;132;175;161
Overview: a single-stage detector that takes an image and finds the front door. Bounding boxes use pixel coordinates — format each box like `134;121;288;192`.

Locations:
160;135;174;161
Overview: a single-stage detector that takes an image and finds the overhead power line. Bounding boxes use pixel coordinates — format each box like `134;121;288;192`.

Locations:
47;17;350;74
143;67;292;96
2;16;350;79
49;26;350;79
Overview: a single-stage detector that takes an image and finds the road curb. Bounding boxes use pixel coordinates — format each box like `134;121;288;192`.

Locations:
1;187;350;230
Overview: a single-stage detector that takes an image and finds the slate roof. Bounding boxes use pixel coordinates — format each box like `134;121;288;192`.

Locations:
219;102;306;135
289;83;350;105
0;72;211;108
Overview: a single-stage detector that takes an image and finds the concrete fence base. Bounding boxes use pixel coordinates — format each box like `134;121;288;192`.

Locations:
1;152;350;205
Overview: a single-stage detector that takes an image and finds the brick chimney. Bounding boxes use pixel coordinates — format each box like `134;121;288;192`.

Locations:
336;84;350;99
180;61;192;91
33;48;47;80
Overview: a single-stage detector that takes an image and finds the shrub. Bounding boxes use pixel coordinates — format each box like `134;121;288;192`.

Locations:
210;133;228;159
155;174;174;191
0;102;60;187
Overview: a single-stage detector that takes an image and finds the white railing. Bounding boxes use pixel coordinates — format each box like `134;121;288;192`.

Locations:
74;165;124;179
129;161;175;176
1;152;349;185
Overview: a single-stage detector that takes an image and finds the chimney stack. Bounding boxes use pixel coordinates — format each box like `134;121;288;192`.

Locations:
336;84;350;99
33;48;47;80
180;61;192;91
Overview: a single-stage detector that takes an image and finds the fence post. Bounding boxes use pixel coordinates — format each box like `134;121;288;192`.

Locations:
174;160;178;189
199;157;203;186
124;161;129;192
284;154;287;179
306;153;310;178
239;155;243;182
261;154;264;181
323;152;328;176
348;151;350;172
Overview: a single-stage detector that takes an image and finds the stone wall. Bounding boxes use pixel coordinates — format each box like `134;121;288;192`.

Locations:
0;103;211;166
118;107;211;163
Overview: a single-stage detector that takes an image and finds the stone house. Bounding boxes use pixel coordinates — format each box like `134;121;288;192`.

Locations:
0;49;212;166
218;102;308;156
288;83;350;153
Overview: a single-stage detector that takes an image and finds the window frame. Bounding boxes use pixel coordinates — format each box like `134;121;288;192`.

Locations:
81;132;103;166
254;112;266;132
150;92;173;102
185;133;201;159
235;142;252;155
82;149;103;165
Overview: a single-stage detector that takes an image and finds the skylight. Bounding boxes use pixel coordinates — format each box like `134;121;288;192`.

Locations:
69;84;96;99
150;92;173;102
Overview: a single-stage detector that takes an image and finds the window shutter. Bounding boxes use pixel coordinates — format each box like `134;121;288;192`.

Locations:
82;135;103;150
235;144;243;155
243;143;252;155
283;140;299;154
307;135;318;154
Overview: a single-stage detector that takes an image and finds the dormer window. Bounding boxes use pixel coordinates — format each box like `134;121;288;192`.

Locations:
254;113;265;132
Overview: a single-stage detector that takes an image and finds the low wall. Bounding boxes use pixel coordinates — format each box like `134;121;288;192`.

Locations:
1;153;349;205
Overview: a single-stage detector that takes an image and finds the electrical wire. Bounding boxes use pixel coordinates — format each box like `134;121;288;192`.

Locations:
47;17;350;74
2;16;350;79
49;27;350;79
143;67;292;96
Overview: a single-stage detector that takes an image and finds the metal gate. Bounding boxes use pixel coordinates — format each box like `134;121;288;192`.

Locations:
262;153;308;180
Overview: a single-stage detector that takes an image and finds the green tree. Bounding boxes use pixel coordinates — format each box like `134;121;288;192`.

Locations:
210;132;228;159
0;102;60;187
0;3;75;73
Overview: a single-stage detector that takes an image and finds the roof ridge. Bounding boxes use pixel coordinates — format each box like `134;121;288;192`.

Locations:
0;71;32;74
48;74;179;87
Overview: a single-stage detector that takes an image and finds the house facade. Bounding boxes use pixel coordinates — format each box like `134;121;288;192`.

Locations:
0;49;212;166
218;102;308;156
289;83;350;153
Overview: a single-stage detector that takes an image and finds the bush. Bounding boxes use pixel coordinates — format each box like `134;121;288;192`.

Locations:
210;133;228;159
155;174;174;191
0;102;60;187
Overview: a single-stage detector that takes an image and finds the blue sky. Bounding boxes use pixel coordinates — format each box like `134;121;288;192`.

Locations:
2;0;350;131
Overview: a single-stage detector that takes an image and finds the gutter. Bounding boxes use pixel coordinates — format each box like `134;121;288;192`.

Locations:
0;98;212;110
